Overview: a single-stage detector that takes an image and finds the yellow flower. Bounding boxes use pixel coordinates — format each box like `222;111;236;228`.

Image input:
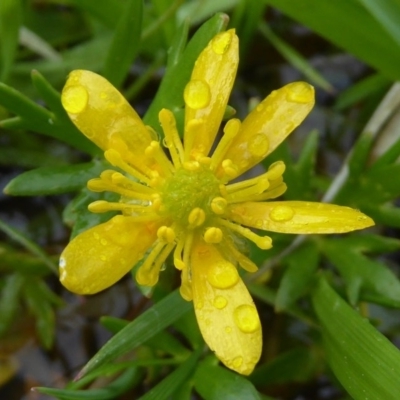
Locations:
59;29;374;375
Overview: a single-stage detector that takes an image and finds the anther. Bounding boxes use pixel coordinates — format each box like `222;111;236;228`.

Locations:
266;161;286;180
183;161;200;171
221;159;239;179
211;197;227;215
204;227;223;243
188;208;206;228
157;226;176;243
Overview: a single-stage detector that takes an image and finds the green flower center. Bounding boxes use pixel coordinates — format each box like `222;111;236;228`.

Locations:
161;166;220;226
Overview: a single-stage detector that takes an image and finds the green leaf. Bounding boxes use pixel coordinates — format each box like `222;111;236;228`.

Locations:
312;278;400;400
139;348;202;400
194;361;261;400
276;242;319;311
347;132;374;178
0;274;24;336
35;367;140;400
323;239;400;307
4;161;105;196
103;0;143;87
0;0;22;81
264;0;400;81
143;13;229;130
258;22;333;92
78;290;192;378
250;347;316;387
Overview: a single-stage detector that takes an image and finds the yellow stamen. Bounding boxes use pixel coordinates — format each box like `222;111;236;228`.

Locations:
210;118;241;170
188;208;206;228
183;232;194;270
136;241;165;286
105;149;151;184
221;159;239;180
204;227;223;244
180;265;193;301
111;172;154;194
88;200;147;214
219;219;272;250
87;178;153;200
183;161;200;171
227;178;270;204
159;109;184;168
173;236;186;270
211;197;228;215
145;141;174;175
247;182;287;202
157;226;176;243
223;239;258;272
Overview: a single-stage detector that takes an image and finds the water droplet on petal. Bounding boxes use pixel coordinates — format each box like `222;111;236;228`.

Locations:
248;134;269;158
94;232;100;240
233;304;260;333
100;91;107;99
213;295;228;309
269;205;295;222
59;257;66;268
100;255;106;261
101;238;107;245
62;85;88;114
232;356;243;369
196;301;204;310
211;31;232;54
256;103;264;112
184;80;211;109
286;82;314;104
206;261;239;289
225;326;232;333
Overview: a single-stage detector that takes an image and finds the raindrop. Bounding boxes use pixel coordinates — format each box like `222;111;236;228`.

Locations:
286;82;314;104
59;257;66;268
213;295;228;309
232;356;243;369
211;31;232;55
61;85;88;114
184;80;211;110
206;261;239;289
233;304;260;333
248;134;269;158
269;205;295;222
101;238;108;245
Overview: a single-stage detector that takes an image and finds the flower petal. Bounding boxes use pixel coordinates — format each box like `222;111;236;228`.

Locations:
184;30;239;159
59;216;159;294
228;201;374;234
61;70;154;166
218;82;314;179
191;240;262;375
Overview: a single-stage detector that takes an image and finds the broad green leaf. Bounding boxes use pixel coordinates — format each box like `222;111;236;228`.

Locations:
0;218;57;273
276;242;319;311
323;239;400;307
264;0;400;81
194;361;261;400
35;367;140;400
139;348;202;400
0;274;24;336
0;147;66;168
143;13;229;130
258;22;333;92
0;0;22;81
4;162;105;196
358;0;400;48
313;278;400;400
78;290;192;378
103;0;143;87
250;347;316;387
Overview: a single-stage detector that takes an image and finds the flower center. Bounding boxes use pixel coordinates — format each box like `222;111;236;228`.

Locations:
160;166;221;227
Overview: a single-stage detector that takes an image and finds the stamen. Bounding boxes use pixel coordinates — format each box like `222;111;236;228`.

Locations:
173;236;185;270
210;197;228;215
157;225;176;243
204;227;223;244
87;178;153;200
180;265;193;301
221;159;239;180
227;178;270;204
145;141;174;175
183;160;200;171
188;208;206;228
210;118;241;170
247;182;287;202
267;161;286;180
159;109;184;168
136;241;165;286
111;172;154;194
105;149;151;184
219;219;273;250
223;239;258;272
182;232;194;271
184;118;204;161
88;200;147;214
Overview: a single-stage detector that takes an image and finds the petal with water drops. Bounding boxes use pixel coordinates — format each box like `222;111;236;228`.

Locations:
59;215;159;294
228;201;374;234
191;240;262;375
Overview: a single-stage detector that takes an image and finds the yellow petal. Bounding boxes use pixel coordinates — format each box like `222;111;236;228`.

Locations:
61;70;154;169
218;82;315;179
191;240;262;375
59;216;159;294
184;30;239;159
228;201;374;234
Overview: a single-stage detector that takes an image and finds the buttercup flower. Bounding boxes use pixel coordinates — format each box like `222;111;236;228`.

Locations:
59;30;374;375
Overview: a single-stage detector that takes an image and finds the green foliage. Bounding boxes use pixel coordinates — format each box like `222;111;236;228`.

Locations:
1;1;400;399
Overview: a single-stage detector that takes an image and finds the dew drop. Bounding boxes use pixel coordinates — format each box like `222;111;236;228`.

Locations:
206;261;239;289
195;301;204;310
248;133;269;158
62;85;88;114
184;80;211;110
211;31;232;54
213;295;228;309
225;326;232;333
100;255;107;261
94;232;100;240
286;82;314;104
256;103;264;112
269;205;295;222
101;238;108;245
100;91;107;99
59;257;66;268
233;304;260;333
